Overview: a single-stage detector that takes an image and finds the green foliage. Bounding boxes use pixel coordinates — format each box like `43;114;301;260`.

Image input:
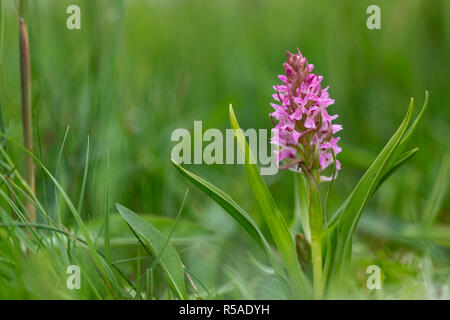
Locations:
174;94;434;299
0;0;447;300
229;105;310;298
116;203;188;299
171;159;292;297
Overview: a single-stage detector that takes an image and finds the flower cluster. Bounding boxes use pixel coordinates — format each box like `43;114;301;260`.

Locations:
270;49;342;175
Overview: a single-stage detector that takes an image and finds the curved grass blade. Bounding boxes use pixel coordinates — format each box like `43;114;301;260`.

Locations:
116;203;188;299
148;189;188;272
77;135;90;218
0;221;143;298
422;153;450;225
0;132;120;295
55;126;70;226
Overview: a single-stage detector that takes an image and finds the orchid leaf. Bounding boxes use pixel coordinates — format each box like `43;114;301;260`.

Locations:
171;160;292;297
328;92;429;228
328;96;415;287
229;104;310;298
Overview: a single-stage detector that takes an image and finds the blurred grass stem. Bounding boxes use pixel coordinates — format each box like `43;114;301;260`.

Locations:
18;0;35;222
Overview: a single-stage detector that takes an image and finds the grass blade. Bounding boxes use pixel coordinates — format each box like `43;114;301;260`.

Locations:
104;151;111;264
172;160;266;248
422;153;450;225
0;132;120;295
77;136;90;218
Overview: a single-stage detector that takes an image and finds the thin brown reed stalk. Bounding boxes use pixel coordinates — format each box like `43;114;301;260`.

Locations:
18;0;35;223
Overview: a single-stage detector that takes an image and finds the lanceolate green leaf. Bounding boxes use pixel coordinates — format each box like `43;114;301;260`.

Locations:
327;92;429;229
396;91;429;155
374;147;418;193
327;148;418;231
377;90;429;186
229;104;310;298
328;98;415;284
171;160;291;297
116;203;188;299
172;161;266;247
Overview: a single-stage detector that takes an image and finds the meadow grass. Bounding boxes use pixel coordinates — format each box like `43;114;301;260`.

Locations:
0;0;448;299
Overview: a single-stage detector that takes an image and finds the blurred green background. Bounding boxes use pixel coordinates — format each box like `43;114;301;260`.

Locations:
0;0;448;298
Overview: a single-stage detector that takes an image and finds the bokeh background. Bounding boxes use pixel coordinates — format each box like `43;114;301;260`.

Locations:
0;0;448;298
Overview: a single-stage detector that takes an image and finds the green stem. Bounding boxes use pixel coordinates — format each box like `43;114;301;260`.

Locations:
311;235;324;299
302;166;325;299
